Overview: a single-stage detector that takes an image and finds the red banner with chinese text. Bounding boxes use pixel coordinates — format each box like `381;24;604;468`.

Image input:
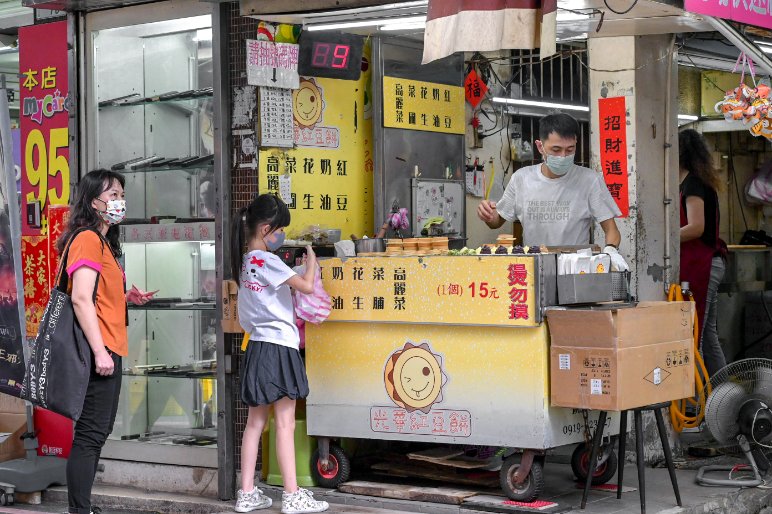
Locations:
597;97;629;218
19;21;71;237
22;235;49;337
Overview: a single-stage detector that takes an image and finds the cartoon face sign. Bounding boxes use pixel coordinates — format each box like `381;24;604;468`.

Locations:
293;78;324;128
384;341;447;413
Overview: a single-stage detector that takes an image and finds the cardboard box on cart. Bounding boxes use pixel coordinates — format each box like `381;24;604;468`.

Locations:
0;392;26;462
547;302;695;411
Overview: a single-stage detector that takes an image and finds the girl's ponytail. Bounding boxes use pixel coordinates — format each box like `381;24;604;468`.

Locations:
230;206;248;286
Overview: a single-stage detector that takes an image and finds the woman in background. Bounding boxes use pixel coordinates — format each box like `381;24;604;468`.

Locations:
679;129;728;377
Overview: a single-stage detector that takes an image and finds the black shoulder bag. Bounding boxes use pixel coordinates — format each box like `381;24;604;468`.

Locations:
21;228;101;421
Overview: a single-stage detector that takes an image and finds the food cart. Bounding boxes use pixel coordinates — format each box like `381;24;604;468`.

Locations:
305;253;624;501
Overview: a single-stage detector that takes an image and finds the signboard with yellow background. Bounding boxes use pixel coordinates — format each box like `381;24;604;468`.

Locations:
319;256;539;327
382;76;465;135
258;39;374;239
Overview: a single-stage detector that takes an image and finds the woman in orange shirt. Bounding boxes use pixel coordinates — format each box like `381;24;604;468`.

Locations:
58;169;154;514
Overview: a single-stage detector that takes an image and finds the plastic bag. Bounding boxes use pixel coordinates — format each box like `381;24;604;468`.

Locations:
746;163;772;205
292;264;331;324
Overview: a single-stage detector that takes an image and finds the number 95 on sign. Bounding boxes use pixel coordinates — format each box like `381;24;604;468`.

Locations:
24;127;70;222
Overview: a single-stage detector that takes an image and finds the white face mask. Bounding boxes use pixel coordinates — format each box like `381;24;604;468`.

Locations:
544;153;575;176
96;198;126;225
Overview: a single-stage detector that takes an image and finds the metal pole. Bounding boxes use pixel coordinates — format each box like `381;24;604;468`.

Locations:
707;17;772;75
213;2;236;501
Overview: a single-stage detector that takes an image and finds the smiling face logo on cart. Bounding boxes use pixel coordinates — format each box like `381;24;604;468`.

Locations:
293;78;325;129
384;341;447;413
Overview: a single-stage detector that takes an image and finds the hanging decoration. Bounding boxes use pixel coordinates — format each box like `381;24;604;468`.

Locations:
464;68;488;108
714;53;772;140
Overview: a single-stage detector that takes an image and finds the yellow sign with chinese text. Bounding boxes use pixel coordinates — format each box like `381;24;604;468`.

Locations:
319;256;538;327
382;76;465;135
258;73;374;239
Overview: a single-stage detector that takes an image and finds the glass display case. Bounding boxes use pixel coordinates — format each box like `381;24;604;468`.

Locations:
89;13;217;459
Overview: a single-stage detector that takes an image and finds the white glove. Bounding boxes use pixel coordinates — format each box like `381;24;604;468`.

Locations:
604;246;629;272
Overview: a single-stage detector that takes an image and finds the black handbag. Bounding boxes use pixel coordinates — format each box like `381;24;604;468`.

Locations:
21;228;101;421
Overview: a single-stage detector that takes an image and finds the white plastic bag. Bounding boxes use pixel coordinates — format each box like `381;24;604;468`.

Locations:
746;164;772;205
292;264;331;324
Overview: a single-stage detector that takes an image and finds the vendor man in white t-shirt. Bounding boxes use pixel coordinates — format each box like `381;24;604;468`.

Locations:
477;113;628;270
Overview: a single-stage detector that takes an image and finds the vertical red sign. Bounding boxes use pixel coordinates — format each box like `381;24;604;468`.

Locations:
20;21;71;336
597;97;629;218
19;21;71;237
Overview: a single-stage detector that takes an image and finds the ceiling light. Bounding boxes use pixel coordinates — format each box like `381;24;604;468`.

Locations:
557;33;589;42
678;114;699;121
557;10;592;22
379;21;426;31
492;97;590;112
306;15;425;31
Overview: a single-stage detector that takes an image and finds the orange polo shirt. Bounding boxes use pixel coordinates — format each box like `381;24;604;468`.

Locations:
65;230;128;357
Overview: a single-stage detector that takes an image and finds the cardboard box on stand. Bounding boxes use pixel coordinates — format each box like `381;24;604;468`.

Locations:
0;392;27;462
221;279;243;333
547;302;695;411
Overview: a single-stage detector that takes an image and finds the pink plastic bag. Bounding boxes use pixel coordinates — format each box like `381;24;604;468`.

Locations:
292;264;331;324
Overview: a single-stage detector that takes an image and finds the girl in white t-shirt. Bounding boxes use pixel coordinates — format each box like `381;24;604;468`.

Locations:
231;194;328;514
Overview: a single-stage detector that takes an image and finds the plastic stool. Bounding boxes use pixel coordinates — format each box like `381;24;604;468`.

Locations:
262;418;315;488
580;402;681;514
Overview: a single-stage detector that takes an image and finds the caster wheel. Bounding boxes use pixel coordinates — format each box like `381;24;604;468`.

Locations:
571;443;618;485
500;455;544;502
311;444;351;488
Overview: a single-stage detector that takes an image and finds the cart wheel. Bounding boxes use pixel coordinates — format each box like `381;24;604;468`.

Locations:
6;493;12;506
0;494;6;506
571;443;618;485
311;444;351;488
500;455;544;502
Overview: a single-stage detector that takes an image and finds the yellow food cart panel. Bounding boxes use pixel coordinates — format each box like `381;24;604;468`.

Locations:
319;256;539;327
306;322;620;448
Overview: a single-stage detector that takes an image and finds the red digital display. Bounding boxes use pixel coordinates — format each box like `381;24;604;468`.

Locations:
311;42;351;69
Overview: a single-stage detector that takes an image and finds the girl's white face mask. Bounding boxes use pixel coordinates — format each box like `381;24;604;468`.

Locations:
96;198;126;225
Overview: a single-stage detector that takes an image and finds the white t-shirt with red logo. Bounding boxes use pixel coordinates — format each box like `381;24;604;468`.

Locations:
239;250;299;349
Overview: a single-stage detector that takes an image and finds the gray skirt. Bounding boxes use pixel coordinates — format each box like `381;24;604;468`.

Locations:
241;340;309;407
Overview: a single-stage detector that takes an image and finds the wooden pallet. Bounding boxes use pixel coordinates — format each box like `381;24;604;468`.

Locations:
339;480;478;505
407;447;501;469
371;460;500;488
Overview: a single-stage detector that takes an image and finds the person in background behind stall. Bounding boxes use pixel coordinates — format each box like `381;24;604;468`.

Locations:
477;113;628;270
679;129;728;377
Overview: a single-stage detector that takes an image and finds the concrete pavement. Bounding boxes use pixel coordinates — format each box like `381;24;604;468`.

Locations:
21;461;772;514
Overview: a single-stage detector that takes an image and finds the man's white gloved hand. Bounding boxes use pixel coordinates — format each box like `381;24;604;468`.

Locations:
604;246;629;272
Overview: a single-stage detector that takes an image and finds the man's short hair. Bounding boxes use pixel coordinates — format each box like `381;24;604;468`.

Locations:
538;113;580;141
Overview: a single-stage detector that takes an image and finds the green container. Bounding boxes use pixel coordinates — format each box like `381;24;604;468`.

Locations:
262;417;316;487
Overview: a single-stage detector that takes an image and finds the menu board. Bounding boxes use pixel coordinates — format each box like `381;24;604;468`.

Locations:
260;86;294;148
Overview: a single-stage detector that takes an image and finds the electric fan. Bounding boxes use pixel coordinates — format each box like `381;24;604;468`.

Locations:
697;358;772;487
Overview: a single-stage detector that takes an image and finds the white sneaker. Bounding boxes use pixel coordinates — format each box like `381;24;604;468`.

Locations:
281;488;329;514
235;487;272;512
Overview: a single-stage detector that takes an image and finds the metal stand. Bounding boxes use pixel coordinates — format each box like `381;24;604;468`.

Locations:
581;402;681;514
696;434;764;487
0;404;67;494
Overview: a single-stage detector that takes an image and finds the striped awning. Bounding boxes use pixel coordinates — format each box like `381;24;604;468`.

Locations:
423;0;557;64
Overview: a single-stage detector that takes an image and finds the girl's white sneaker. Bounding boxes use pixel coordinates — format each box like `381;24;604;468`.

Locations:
281;488;329;514
235;487;272;512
